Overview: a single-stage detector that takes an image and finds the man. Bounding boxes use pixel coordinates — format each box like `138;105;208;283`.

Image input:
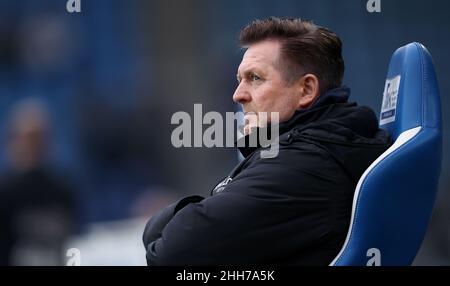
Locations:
142;17;392;265
0;99;76;265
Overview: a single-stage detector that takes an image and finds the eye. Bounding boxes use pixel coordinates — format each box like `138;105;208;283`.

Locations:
250;74;261;81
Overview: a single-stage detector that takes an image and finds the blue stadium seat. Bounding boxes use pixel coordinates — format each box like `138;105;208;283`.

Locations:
330;42;443;266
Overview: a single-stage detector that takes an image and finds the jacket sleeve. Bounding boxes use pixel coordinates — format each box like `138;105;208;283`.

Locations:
143;145;346;266
142;195;205;250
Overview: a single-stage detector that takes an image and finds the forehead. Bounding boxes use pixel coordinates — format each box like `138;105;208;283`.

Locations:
238;40;281;72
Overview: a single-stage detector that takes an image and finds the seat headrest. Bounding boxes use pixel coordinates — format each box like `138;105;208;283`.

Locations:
380;42;441;140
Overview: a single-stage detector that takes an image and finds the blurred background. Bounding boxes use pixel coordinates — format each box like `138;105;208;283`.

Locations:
0;0;448;265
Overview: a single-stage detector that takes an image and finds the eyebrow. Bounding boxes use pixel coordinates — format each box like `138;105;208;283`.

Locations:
236;66;265;81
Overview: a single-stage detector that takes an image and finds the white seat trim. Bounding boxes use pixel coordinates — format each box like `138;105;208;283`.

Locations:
329;126;422;266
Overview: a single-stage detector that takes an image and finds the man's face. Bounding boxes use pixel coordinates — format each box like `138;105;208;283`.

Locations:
233;40;301;134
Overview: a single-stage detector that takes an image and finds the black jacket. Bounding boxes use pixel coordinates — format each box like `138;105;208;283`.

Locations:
143;87;392;266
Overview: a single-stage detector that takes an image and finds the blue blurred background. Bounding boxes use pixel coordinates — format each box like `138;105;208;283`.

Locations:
0;0;448;265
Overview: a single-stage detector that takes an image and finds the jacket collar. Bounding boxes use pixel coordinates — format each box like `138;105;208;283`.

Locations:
237;86;351;157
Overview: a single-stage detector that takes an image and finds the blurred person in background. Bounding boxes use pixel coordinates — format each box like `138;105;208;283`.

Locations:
0;98;76;266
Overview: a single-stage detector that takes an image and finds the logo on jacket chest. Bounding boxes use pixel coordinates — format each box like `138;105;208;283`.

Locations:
212;177;233;195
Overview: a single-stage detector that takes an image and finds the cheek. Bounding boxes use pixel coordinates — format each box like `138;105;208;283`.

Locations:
250;80;297;120
264;88;298;121
254;83;284;108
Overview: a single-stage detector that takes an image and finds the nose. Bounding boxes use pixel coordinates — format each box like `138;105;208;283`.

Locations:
233;83;251;104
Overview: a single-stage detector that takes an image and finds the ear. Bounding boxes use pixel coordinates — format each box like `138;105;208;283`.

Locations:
296;74;320;109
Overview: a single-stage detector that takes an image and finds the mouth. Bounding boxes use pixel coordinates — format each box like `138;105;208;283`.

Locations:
243;111;258;135
243;111;257;122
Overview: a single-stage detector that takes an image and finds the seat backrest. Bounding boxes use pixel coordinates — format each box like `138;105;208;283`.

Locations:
330;42;442;266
